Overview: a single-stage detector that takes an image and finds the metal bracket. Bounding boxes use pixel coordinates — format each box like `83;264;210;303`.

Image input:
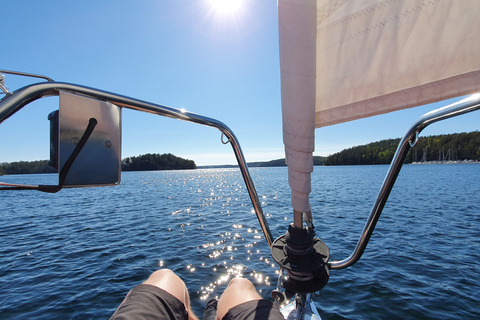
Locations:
408;131;420;147
0;73;10;95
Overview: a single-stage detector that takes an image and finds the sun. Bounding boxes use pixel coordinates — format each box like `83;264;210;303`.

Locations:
201;0;249;37
209;0;243;15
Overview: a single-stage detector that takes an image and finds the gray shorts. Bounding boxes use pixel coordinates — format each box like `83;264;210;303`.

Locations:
222;299;284;320
110;284;284;320
110;284;188;319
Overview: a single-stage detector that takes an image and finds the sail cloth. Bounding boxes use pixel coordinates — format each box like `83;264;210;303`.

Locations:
280;0;480;213
315;0;480;127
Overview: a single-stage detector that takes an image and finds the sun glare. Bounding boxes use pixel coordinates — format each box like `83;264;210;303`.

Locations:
200;0;250;39
209;0;243;15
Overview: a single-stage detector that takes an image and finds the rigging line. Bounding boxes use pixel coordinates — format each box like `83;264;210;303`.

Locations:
56;118;98;189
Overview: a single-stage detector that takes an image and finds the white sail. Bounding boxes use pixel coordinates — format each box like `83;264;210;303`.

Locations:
279;0;480;214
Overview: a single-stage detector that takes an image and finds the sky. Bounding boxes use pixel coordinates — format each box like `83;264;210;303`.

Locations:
1;0;479;166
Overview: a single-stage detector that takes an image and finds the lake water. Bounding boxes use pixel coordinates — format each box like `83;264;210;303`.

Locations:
1;164;479;319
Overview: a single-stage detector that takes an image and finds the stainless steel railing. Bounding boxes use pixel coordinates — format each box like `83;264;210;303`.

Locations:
0;79;274;246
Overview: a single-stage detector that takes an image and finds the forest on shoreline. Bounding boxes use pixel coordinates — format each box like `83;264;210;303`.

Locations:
0;153;196;175
323;131;480;165
1;132;479;175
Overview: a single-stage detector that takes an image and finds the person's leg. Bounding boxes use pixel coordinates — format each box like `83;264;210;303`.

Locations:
216;277;262;320
143;269;199;320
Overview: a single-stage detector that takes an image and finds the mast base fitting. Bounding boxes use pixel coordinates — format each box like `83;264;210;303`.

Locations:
271;289;295;304
271;224;330;294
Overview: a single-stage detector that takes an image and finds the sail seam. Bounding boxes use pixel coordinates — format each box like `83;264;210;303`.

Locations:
317;0;349;25
283;132;314;141
289;174;311;184
317;0;440;53
280;70;315;79
285;149;313;162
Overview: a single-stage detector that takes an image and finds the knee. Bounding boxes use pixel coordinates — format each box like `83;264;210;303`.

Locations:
227;277;255;291
150;268;175;278
143;269;188;304
143;268;184;290
217;277;260;319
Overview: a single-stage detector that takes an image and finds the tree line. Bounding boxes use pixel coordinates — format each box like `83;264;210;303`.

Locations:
0;153;196;175
324;131;480;165
0;160;57;175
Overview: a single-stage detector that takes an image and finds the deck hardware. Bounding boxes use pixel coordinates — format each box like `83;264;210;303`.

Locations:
56;118;98;190
303;211;314;230
271;223;330;294
221;132;230;144
408;131;419;147
0;73;10;95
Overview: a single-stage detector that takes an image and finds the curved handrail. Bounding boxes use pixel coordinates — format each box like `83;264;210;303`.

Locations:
0;81;274;246
330;94;480;270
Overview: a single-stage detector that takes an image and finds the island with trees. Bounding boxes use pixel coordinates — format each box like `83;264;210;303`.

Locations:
121;153;196;171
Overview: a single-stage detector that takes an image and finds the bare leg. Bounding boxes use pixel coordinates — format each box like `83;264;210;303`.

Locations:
143;269;199;320
216;277;262;320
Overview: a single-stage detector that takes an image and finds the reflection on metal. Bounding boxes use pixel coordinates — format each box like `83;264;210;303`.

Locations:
59;91;121;186
408;131;420;148
0;79;274;246
303;211;314;229
221;132;230;144
293;210;303;228
0;74;9;95
330;94;480;270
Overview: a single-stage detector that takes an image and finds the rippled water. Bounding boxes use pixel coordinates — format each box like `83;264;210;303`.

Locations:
1;165;479;319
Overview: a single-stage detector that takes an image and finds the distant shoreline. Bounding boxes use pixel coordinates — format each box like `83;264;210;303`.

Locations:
2;160;478;176
199;160;480;169
410;160;479;165
2;131;479;174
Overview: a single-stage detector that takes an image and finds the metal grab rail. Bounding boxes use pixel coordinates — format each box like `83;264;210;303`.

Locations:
330;94;480;270
0;80;274;246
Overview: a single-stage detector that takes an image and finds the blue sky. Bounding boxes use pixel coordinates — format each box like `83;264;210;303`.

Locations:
1;0;479;166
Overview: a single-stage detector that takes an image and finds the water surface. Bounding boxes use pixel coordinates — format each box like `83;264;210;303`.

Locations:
1;165;479;319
